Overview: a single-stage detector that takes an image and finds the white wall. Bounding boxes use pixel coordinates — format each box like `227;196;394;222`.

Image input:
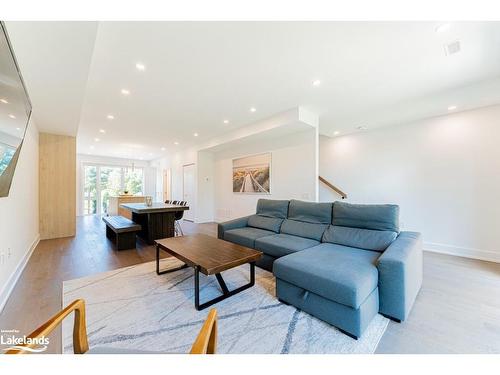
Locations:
0;120;39;312
76;154;156;216
214;129;317;222
320;104;500;263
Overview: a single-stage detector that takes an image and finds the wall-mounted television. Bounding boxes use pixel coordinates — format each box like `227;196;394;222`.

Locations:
0;21;32;197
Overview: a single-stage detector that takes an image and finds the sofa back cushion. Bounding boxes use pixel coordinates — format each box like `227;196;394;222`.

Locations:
322;225;397;252
279;200;332;241
256;199;290;219
332;201;400;232
247;214;283;233
281;220;328;241
288;199;333;223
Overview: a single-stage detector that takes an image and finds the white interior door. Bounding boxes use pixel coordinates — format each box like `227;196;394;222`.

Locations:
183;164;196;221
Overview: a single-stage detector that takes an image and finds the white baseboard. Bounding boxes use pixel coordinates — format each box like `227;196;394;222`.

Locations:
424;241;500;263
0;234;40;314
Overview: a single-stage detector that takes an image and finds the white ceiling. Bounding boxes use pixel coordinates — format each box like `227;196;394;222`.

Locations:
5;21;500;160
5;21;98;136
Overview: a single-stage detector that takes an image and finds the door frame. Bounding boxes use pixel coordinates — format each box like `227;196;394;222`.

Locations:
182;163;196;222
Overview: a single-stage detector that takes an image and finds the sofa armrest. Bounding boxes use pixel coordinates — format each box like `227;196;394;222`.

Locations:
217;216;251;239
377;231;423;321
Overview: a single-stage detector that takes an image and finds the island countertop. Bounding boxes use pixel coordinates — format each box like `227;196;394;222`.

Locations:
120;202;189;214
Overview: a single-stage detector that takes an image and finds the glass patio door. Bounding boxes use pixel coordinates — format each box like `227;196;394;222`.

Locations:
100;166;123;215
83;165;97;215
82;164;145;216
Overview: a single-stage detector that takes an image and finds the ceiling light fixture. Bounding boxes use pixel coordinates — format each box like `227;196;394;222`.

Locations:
447;105;457;111
223;120;229;124
8;114;16;119
136;63;146;71
174;141;179;145
107;114;115;120
250;107;256;113
99;129;106;134
435;23;451;33
193;133;199;137
161;147;166;151
0;98;8;104
312;79;321;86
94;138;100;142
333;131;340;135
16;127;21;131
121;89;130;95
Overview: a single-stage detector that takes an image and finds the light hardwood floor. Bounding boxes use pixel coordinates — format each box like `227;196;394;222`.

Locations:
0;215;499;354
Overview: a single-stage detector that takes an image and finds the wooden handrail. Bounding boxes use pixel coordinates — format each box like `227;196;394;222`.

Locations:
5;299;89;354
190;309;218;354
318;176;347;199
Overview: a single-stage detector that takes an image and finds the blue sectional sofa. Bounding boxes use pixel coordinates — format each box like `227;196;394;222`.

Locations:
218;199;422;339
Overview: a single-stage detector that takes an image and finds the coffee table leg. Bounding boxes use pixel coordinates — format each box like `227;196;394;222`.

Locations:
156;244;189;275
194;262;256;311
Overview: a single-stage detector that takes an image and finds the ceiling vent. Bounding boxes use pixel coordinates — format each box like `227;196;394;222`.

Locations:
444;40;461;56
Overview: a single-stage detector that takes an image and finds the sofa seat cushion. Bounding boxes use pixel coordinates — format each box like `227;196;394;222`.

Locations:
223;227;275;248
273;243;380;309
247;214;283;233
322;225;397;252
255;234;320;258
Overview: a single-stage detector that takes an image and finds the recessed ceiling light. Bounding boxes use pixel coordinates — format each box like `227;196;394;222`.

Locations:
94;138;100;142
99;129;106;134
223;120;229;124
356;125;367;131
444;40;461;56
174;141;179;145
161;147;166;151
136;62;146;71
121;89;130;95
333;131;340;135
8;114;15;119
107;114;115;120
435;23;451;33
447;105;457;111
16;127;21;131
312;79;321;86
193;133;199;137
250;107;256;113
0;98;8;104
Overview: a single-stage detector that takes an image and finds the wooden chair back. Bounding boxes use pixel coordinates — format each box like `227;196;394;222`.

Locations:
5;300;217;355
189;309;218;354
4;299;89;354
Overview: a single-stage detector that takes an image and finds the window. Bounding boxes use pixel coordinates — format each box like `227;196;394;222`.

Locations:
82;164;145;215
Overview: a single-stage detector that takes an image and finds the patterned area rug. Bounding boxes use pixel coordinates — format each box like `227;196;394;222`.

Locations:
63;258;388;354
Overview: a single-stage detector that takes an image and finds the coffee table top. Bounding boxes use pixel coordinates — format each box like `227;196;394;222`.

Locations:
155;234;262;275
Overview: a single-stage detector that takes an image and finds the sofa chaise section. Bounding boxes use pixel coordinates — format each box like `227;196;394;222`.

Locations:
274;243;380;338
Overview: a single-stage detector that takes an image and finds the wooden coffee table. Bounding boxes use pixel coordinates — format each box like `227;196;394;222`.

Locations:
155;234;263;310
